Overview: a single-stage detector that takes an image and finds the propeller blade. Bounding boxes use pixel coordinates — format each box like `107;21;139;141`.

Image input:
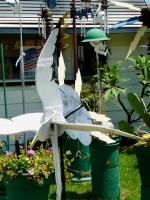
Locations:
88;111;111;122
91;131;115;143
145;0;150;9
107;16;140;29
126;25;147;59
53;121;143;141
58;52;66;86
75;68;82;97
108;0;141;11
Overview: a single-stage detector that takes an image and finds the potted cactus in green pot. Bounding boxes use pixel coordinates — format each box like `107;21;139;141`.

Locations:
118;92;150;200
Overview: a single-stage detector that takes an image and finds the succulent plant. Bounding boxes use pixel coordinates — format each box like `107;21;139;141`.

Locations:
127;93;147;116
140;98;147;114
118;120;133;134
142;113;150;129
127;92;150;129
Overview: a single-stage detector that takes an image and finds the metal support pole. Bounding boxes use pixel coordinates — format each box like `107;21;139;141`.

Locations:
96;52;102;114
72;0;78;79
0;44;9;150
59;136;66;200
19;0;27;154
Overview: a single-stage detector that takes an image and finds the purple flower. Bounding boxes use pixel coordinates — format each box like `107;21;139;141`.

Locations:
28;169;34;175
48;147;53;152
5;151;10;156
19;146;23;150
27;150;35;156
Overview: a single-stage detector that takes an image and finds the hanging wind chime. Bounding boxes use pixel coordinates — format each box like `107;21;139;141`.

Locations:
38;7;53;41
70;0;92;37
91;0;109;31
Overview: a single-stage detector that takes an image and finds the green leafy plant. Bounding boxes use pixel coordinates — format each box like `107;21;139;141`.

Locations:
102;55;150;145
102;61;129;102
0;142;73;186
103;55;150;126
80;78;100;113
0;140;3;149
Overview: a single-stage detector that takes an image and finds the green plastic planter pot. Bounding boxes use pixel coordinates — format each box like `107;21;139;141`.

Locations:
90;136;120;200
0;173;7;200
134;146;150;200
2;172;55;200
63;133;91;181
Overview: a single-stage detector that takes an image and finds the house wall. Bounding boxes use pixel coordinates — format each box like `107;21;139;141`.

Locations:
60;35;74;80
0;85;42;150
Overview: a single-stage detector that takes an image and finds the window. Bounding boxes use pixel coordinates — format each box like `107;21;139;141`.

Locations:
78;35;96;77
0;34;43;80
77;35;106;79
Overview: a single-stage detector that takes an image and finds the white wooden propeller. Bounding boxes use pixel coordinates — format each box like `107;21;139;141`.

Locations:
0;26;143;200
108;0;149;59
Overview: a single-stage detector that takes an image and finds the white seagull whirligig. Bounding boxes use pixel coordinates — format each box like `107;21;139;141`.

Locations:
0;24;144;200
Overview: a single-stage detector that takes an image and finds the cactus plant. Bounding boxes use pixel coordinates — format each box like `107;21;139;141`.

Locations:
140;98;147;114
118;120;133;134
142;113;150;129
127;92;150;129
127;93;146;116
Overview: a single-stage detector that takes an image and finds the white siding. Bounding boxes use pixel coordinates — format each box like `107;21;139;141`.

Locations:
0;0;147;29
0;85;42;150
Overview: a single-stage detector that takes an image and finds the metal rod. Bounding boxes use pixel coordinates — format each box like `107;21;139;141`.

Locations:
96;52;102;113
19;0;27;155
59;136;66;200
72;0;78;79
0;44;9;151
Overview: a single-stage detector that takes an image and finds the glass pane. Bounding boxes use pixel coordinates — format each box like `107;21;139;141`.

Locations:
0;34;43;80
77;35;96;77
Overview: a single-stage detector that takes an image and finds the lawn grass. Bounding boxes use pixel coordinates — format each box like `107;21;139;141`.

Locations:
49;153;141;200
119;153;140;200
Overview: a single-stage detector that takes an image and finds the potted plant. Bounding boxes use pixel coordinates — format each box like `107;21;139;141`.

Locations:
90;132;121;200
134;135;150;200
81;62;121;200
0;141;73;200
75;75;120;199
0;140;7;200
63;133;91;182
116;91;150;200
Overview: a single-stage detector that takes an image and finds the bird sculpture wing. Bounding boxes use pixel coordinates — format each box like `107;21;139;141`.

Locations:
36;26;64;123
0;113;43;135
30;118;143;147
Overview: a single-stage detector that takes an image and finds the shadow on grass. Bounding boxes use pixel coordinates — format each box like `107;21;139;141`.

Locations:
49;191;92;200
